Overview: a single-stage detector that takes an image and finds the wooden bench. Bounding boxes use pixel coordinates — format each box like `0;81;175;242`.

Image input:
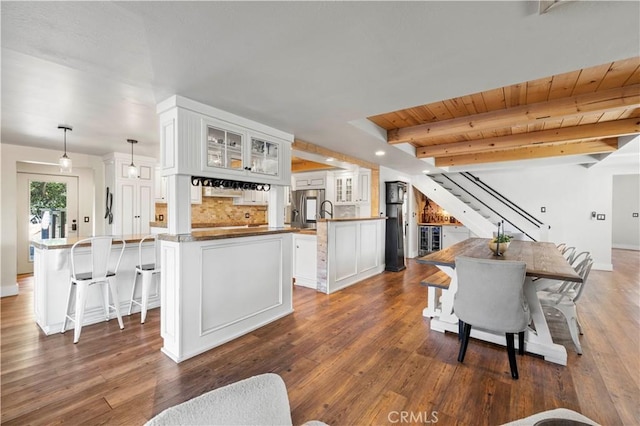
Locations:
420;270;451;290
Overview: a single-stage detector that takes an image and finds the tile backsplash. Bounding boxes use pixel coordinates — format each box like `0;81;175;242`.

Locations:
155;196;267;225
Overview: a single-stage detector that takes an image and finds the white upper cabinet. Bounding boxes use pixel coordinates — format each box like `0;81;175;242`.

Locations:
104;153;156;236
233;189;269;205
157;96;293;186
201;120;287;184
356;169;371;203
204;123;245;173
292;172;326;190
155;167;201;204
249;134;281;178
334;172;355;204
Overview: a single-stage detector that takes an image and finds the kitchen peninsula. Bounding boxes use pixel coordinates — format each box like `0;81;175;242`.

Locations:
156;95;296;362
318;217;386;293
30;235;158;335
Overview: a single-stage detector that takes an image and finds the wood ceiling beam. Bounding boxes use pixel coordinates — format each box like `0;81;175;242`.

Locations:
291;159;335;173
388;84;640;144
417;118;640;158
434;138;618;167
292;139;379;170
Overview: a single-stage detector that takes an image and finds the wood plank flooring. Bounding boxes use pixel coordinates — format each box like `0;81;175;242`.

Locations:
1;249;638;425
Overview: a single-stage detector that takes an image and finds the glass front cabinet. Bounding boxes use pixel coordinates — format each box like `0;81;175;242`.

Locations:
249;135;280;177
202;118;286;183
205;125;244;172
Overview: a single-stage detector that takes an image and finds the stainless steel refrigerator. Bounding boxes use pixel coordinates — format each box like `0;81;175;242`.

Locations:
290;189;326;229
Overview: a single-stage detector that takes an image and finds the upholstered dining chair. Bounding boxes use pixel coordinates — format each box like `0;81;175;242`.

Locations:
128;234;160;324
61;236;126;343
454;256;529;379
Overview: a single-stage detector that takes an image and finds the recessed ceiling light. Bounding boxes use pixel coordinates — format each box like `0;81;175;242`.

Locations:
375;150;385;156
422;169;431;174
326;157;335;162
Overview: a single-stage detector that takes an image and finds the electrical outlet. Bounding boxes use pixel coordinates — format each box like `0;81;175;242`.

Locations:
540;207;546;213
596;214;605;220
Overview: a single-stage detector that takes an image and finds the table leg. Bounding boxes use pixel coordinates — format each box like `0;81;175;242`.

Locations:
523;277;567;365
423;286;440;318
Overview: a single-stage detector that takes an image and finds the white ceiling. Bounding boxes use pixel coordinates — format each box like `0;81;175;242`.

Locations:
2;1;639;173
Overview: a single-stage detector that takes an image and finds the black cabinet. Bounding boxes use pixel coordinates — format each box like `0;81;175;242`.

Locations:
385;181;407;272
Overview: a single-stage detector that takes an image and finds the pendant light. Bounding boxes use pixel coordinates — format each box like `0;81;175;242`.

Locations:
58;124;73;173
127;139;138;178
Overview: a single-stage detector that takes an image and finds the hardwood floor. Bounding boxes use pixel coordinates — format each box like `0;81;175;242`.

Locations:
1;250;638;425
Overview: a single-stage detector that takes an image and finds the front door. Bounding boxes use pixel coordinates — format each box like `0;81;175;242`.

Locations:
17;173;79;274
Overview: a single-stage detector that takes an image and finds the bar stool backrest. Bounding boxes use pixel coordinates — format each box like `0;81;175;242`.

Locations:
70;236;114;281
138;235;159;271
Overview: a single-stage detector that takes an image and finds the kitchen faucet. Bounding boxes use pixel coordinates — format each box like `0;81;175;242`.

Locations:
320;200;334;219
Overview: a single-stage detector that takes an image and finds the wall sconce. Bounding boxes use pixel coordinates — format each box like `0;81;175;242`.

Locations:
58;124;73;173
127;139;138;178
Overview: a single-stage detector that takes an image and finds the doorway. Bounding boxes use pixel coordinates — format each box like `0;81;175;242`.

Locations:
17;173;79;274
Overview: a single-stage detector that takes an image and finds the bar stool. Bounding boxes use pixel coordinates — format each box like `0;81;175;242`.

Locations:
61;236;126;343
128;235;160;323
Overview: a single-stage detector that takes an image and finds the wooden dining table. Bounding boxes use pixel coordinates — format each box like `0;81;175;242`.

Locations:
416;238;582;366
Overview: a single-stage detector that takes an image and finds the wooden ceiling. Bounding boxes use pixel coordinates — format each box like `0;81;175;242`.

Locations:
291;156;337;172
368;57;640;168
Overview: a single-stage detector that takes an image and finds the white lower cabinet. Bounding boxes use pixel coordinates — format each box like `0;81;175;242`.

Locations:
293;234;317;289
442;225;470;248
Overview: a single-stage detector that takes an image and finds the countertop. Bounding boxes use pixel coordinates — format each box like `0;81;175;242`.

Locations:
149;221;268;228
317;217;387;222
418;222;465;227
157;227;299;242
31;235;153;250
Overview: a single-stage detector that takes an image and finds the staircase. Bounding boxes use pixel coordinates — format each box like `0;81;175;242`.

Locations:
412;172;549;242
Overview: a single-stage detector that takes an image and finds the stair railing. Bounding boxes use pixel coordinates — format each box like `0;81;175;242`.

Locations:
460;172;544;229
436;174;538;241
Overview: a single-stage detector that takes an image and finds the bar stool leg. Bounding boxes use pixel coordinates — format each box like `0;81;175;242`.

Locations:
107;278;124;330
74;283;88;344
140;272;151;324
128;270;139;316
61;281;74;334
101;282;110;321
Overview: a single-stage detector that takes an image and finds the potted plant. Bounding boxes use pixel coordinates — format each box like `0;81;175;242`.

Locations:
489;234;512;254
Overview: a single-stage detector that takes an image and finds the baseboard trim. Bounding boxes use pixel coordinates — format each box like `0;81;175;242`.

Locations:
612;244;640;251
593;262;613;272
1;283;19;298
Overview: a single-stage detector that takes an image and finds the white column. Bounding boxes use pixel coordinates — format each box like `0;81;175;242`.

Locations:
268;185;285;228
167;174;191;234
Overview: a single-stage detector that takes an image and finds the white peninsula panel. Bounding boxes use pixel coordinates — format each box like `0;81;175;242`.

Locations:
159;229;294;363
317;217;386;294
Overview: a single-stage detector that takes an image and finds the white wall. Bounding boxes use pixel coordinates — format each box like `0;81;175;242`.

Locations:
471;163;635;271
0;143;106;297
612;174;640;250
